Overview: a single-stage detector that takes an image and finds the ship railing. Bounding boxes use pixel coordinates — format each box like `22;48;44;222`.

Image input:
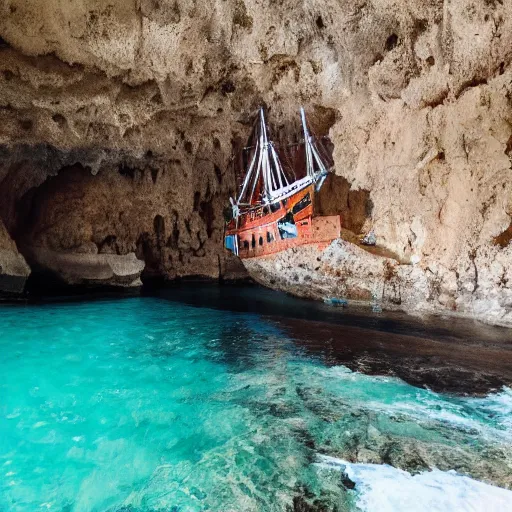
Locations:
234;174;320;218
265;170;328;204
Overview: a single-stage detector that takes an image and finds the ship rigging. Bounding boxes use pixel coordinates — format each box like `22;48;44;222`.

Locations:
230;107;331;219
225;107;341;259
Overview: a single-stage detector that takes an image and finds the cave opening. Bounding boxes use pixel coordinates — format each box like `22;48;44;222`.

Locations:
199;199;215;239
119;164;138;179
52;113;66;127
154;214;165;234
154;214;166;250
0;137;235;295
385;33;399;52
505;135;512;157
3;69;14;81
221;80;236;95
98;235;118;254
193;191;201;211
19;119;33;131
214;164;222;184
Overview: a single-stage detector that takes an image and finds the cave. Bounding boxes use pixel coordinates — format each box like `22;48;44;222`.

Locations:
1;3;512;510
385;33;399;51
0;144;232;291
154;214;166;249
0;0;509;329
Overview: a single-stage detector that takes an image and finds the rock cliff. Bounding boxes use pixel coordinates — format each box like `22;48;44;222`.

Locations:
0;1;510;324
0;217;30;295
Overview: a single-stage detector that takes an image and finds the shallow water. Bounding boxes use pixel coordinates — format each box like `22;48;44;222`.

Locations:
1;296;511;511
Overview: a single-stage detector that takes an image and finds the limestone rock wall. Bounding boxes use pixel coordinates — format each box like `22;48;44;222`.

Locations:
0;1;510;323
0;217;30;294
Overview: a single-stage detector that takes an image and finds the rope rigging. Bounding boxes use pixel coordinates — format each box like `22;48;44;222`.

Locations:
231;107;333;217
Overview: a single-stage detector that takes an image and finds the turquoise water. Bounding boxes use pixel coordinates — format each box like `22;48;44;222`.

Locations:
0;297;511;511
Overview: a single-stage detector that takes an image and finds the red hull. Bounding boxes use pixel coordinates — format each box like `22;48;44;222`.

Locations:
225;184;340;259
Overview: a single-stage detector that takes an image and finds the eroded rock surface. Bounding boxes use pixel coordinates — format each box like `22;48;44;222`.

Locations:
0;217;30;294
245;237;512;327
0;1;510;322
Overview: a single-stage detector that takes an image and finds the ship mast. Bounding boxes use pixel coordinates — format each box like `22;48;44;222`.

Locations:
231;106;331;219
234;107;289;209
300;106;329;179
260;108;289;202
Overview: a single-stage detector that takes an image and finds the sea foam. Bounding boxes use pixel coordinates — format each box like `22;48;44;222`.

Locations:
316;455;512;512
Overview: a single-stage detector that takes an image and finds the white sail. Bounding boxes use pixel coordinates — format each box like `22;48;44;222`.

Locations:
300;106;329;178
233;106;332;217
235;108;289;207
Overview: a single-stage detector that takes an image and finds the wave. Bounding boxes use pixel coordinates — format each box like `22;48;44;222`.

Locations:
315;455;512;512
311;365;512;441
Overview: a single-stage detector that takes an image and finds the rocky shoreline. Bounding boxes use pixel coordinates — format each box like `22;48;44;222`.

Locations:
244;237;512;328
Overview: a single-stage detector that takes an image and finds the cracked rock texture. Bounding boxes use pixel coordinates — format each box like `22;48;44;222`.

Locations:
0;217;30;294
0;0;511;324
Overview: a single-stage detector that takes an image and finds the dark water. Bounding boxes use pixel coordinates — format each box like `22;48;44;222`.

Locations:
1;285;511;511
156;284;512;395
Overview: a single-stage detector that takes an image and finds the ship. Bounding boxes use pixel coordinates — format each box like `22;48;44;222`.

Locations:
224;107;341;259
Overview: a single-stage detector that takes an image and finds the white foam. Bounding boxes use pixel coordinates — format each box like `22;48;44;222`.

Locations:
316;455;512;512
466;386;512;431
319;363;512;442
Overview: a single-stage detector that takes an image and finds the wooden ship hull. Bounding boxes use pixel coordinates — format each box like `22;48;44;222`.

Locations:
225;183;340;259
